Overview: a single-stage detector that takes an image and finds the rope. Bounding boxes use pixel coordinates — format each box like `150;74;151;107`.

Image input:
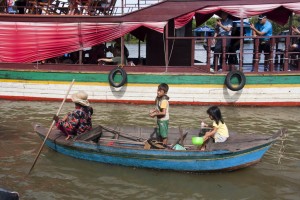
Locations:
163;26;176;73
277;129;287;164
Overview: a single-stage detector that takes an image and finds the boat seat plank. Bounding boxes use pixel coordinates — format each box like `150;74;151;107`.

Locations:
75;126;102;141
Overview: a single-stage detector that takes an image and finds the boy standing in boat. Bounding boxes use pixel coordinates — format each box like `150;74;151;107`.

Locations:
149;83;170;146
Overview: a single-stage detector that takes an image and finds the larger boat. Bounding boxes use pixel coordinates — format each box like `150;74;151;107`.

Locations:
0;0;300;106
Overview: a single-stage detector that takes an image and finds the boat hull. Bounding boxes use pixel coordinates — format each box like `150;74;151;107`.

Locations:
47;140;270;171
1;69;300;106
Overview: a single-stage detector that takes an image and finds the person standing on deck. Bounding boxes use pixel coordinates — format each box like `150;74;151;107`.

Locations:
53;91;93;140
149;83;170;146
250;15;273;72
289;25;300;52
213;11;233;71
227;22;240;71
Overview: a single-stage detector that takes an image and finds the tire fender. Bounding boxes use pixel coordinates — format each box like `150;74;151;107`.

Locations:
108;67;127;88
225;71;246;91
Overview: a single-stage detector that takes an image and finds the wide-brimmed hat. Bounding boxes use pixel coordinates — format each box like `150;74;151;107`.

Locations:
71;91;90;107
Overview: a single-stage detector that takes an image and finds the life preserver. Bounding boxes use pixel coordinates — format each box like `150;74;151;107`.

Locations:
225;71;246;91
108;67;127;88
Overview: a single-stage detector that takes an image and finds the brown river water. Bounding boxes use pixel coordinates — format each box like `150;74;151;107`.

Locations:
1;100;300;200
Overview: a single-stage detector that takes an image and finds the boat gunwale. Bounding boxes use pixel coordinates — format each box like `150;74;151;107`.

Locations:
1;65;300;76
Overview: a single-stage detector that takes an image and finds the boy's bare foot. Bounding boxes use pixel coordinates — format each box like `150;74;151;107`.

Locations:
65;135;72;140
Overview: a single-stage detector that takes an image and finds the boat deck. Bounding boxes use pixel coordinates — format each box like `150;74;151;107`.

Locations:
0;62;297;74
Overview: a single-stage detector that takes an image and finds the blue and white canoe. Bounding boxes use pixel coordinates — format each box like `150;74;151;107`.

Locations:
33;124;284;172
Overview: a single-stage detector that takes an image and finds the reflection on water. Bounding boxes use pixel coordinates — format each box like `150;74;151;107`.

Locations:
1;100;300;200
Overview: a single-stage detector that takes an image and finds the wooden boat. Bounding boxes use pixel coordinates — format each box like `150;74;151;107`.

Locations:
33;123;285;172
1;0;300;106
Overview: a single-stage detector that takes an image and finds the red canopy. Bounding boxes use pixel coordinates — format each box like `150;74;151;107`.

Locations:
175;2;300;28
0;22;166;63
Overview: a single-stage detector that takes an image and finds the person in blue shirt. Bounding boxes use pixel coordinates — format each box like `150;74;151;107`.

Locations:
250;15;273;71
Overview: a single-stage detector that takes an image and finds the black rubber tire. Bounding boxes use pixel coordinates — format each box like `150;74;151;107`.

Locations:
225;71;246;91
108;67;127;88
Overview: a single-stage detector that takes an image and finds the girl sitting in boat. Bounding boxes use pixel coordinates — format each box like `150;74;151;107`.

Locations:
53;91;93;140
200;106;229;150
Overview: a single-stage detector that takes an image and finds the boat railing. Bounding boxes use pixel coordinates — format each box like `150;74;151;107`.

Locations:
0;0;162;15
166;34;300;73
2;34;296;74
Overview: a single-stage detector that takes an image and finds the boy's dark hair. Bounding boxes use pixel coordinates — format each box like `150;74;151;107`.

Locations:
207;106;224;125
158;83;169;93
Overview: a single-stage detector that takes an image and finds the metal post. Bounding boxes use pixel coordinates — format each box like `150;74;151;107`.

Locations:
165;22;169;72
239;18;244;71
253;38;259;72
191;38;195;66
221;37;226;71
79;50;82;64
121;0;124;65
269;38;275;71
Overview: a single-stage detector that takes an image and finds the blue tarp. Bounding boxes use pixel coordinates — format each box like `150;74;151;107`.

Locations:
193;23;252;40
193;25;214;37
194;25;215;32
233;20;252;40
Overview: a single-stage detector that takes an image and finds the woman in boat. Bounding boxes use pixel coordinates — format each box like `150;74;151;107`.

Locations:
53;91;93;140
200;106;229;150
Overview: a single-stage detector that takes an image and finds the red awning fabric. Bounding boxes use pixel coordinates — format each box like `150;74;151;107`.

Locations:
174;2;300;29
175;12;195;29
0;21;166;63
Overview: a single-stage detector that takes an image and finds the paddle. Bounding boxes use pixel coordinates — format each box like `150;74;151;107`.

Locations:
28;79;75;174
100;125;148;142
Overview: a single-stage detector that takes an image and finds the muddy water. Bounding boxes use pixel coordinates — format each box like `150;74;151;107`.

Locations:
1;100;299;200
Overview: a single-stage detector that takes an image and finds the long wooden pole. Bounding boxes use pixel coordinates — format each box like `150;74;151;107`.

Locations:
28;79;75;174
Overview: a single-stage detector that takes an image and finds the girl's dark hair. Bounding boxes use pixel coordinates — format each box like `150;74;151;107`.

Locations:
158;83;169;93
206;106;224;125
